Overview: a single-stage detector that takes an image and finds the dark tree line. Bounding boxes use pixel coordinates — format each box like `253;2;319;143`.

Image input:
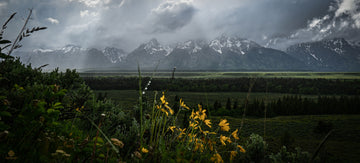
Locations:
210;95;360;117
83;77;360;95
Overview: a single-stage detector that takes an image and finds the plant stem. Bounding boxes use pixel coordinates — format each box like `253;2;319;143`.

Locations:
138;64;143;147
8;9;32;56
239;79;255;133
91;117;103;163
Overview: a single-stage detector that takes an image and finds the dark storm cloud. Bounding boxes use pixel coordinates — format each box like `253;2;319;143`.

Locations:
0;0;359;52
149;0;196;33
264;0;360;49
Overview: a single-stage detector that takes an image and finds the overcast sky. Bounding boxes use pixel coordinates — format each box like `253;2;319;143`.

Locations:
1;0;359;51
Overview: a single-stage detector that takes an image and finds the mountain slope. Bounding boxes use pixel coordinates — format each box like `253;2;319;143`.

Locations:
286;38;360;71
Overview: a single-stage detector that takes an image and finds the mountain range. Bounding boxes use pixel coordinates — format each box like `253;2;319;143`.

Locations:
12;36;360;71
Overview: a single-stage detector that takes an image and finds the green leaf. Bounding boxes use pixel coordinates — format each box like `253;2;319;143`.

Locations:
0;111;12;117
93;137;104;144
0;40;11;44
53;102;64;109
0;53;13;59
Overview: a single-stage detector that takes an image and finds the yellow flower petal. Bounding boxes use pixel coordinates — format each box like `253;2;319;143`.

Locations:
231;129;239;140
210;153;224;163
219;119;230;132
238;145;246;153
204;119;212;128
230;151;237;160
141;147;149;153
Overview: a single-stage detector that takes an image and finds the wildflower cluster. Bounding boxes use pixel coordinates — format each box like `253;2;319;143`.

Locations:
152;94;246;162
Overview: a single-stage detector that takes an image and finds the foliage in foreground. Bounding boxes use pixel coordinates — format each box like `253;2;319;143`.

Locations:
0;12;316;162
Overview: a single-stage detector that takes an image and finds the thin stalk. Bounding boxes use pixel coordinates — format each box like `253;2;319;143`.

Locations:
155;114;165;145
264;82;268;138
91;116;104;163
161;114;168;136
311;129;334;161
153;109;163;145
8;9;32;56
239;79;255;133
86;116;119;154
137;64;144;147
149;92;158;145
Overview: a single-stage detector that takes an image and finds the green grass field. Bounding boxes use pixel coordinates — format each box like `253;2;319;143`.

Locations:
81;71;360;79
95;89;360;162
221;115;360;162
94;90;320;108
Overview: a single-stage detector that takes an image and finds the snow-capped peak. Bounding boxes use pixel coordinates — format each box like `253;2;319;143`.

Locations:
103;47;127;63
33;48;54;53
209;36;260;55
142;39;172;56
176;40;205;53
58;45;84;54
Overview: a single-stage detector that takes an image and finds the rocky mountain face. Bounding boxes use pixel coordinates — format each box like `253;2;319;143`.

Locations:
286;38;360;71
129;36;305;70
122;39;171;69
11;37;360;71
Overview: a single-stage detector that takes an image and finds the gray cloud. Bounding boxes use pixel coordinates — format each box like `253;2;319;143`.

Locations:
264;0;360;50
149;0;196;33
0;0;358;52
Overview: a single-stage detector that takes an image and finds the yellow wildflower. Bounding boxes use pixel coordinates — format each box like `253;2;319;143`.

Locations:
189;121;198;129
188;133;197;143
204;119;212;128
218;119;230;132
76;106;84;112
208;140;215;151
189;109;196;119
220;135;231;146
178;128;186;138
161;108;168;116
168;126;176;132
210;153;224;163
238;145;246;153
141;147;149;153
180;98;190;110
194;140;204;152
160;93;168;105
231;129;239;140
167;107;174;115
196;104;207;121
230;151;237;161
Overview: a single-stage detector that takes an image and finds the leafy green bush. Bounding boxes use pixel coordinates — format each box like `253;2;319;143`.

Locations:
269;146;311;163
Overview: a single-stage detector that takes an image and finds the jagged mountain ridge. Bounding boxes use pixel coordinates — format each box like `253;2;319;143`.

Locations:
125;36;305;70
11;37;360;71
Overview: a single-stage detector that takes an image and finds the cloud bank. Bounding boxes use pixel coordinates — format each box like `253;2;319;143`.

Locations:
0;0;358;52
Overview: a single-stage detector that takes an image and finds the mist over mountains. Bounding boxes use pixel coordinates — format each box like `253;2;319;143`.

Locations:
13;36;360;72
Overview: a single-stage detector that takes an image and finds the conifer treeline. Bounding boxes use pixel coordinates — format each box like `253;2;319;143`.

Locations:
211;95;360;117
84;77;360;95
